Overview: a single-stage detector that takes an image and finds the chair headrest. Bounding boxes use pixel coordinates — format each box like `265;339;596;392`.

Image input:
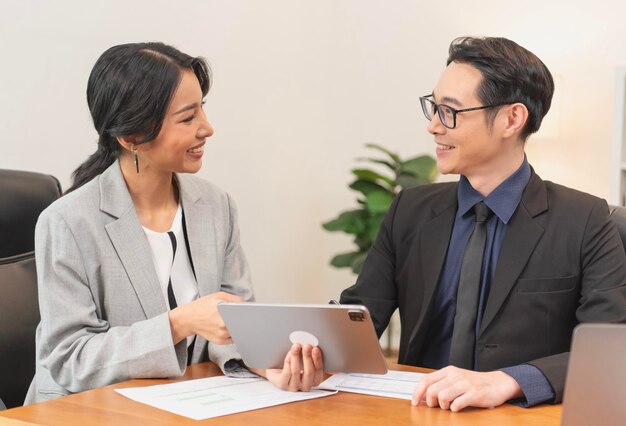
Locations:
0;169;62;258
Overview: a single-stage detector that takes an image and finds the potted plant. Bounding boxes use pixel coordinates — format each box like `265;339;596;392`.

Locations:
322;144;438;274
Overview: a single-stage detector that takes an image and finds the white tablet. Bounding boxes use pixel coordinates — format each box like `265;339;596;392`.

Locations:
218;303;388;374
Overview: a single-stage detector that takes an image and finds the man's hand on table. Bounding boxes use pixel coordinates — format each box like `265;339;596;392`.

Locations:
411;366;523;412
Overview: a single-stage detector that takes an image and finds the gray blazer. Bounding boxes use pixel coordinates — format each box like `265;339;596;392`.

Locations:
25;162;254;404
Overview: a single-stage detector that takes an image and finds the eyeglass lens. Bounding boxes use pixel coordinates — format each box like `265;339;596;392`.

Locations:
421;97;455;128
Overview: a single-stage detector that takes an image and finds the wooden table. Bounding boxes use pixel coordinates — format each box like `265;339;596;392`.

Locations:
0;363;562;425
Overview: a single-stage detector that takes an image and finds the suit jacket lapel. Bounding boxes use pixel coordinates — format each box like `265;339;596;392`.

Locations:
177;175;218;297
406;185;457;361
100;162;167;318
479;171;548;334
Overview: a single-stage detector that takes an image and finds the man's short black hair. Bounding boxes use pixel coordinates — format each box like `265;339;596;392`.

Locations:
447;37;554;140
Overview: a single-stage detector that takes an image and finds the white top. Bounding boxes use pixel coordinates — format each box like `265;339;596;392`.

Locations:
143;204;199;347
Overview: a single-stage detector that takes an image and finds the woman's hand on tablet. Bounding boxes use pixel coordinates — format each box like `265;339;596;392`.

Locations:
252;343;324;391
169;291;244;345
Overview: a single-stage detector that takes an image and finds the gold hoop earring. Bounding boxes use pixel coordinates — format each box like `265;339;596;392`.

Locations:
133;147;139;174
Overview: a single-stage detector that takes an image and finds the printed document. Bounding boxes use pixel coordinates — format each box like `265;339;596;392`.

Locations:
319;370;424;400
116;376;337;420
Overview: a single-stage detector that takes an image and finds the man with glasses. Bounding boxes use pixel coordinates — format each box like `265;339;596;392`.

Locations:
341;37;626;411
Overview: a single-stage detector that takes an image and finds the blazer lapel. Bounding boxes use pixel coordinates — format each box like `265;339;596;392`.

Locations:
100;162;167;318
177;175;219;297
479;172;548;334
406;185;457;361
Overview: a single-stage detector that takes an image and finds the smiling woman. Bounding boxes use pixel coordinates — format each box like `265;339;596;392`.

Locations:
25;42;322;405
66;43;212;193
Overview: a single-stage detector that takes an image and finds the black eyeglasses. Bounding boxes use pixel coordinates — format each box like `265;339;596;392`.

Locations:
419;94;506;129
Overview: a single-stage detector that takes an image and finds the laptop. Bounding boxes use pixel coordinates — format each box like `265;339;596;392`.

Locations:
561;323;626;426
218;303;388;374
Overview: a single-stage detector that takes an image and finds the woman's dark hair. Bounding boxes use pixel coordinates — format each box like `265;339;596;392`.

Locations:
447;37;554;140
66;42;211;193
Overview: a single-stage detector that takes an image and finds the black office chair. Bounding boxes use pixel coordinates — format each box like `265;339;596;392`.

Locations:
609;205;626;253
0;169;61;409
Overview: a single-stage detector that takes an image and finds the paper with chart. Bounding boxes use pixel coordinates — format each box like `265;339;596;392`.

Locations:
318;370;424;400
115;376;337;420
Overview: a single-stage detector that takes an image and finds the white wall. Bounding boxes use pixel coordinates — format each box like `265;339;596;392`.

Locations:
2;0;626;304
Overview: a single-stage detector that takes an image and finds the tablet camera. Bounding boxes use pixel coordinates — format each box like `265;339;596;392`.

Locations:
348;310;365;322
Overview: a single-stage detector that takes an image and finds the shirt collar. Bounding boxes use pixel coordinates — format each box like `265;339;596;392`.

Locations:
457;156;531;224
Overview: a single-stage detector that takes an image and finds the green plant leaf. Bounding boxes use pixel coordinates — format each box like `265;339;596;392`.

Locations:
330;251;363;268
365;190;394;213
349;179;389;196
322;143;437;274
395;173;421;189
354;236;372;251
400;155;438;181
365;143;401;163
352;168;394;186
357;157;396;171
365;213;386;242
351;251;368;274
322;209;365;234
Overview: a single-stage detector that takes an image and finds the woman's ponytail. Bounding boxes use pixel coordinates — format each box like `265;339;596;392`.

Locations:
65;135;119;194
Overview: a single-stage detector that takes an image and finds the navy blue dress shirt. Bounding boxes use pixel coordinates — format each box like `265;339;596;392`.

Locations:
418;157;555;406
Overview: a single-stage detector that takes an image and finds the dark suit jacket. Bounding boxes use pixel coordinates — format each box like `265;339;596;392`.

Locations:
341;170;626;403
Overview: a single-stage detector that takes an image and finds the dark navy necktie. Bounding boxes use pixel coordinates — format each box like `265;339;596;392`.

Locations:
449;202;492;369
